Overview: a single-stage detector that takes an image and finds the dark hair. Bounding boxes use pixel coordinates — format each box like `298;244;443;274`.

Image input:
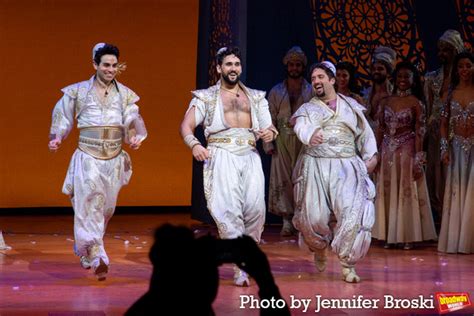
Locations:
392;61;424;102
93;44;120;65
450;51;474;88
309;62;336;81
216;46;241;66
336;61;361;95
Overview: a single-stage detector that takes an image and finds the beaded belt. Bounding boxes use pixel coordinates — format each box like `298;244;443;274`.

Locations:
78;126;123;160
208;137;256;147
452;134;474;153
383;131;415;153
277;118;296;135
324;136;354;147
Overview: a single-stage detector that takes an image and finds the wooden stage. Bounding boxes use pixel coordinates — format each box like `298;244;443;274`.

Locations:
1;214;473;315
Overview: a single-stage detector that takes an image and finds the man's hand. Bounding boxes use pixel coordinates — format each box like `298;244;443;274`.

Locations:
48;136;62;152
365;155;378;174
192;145;210;161
129;136;142;150
309;129;324;146
257;129;274;143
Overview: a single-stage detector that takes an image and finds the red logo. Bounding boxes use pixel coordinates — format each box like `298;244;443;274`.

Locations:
436;292;471;313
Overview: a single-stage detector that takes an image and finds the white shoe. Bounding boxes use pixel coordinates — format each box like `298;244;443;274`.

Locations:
233;268;250;287
80;256;91;269
342;267;361;283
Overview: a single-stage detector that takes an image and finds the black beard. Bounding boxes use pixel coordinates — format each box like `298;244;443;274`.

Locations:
222;73;240;85
372;75;387;84
287;70;303;79
314;87;326;97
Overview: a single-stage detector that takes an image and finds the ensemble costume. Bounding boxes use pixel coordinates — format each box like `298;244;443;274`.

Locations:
363;46;396;131
438;93;474;254
186;80;275;243
184;76;277;286
372;97;437;245
291;63;377;282
424;30;465;217
49;44;147;277
264;47;313;234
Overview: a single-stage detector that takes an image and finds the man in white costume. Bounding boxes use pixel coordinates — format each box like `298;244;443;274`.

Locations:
291;61;377;283
264;46;313;236
48;43;147;281
180;46;277;286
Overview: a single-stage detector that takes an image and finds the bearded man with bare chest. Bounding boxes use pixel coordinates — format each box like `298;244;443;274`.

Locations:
180;47;277;286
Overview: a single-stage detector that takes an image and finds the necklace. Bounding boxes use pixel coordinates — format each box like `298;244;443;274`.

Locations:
95;79;113;97
395;89;412;97
221;86;240;97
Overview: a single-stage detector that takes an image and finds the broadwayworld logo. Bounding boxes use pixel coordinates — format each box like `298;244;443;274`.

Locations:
436;292;471;314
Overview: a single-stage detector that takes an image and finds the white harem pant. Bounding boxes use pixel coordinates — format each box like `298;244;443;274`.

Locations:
293;154;375;265
62;149;132;265
203;146;265;243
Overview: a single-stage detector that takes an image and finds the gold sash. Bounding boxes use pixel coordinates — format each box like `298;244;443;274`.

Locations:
78;126;123;160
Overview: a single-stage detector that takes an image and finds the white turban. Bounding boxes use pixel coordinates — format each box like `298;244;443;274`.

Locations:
92;42;106;60
372;46;397;72
439;29;465;54
320;60;336;76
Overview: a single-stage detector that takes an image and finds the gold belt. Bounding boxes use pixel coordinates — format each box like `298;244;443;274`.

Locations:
208;137;256;147
324;136;354;147
78;126;123;160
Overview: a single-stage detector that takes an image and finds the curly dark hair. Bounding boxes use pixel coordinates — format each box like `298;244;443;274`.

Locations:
216;46;241;66
392;61;424;102
450;51;474;88
93;44;120;65
309;62;336;81
336;61;361;95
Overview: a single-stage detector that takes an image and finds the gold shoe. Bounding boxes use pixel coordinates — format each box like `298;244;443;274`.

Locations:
313;248;327;272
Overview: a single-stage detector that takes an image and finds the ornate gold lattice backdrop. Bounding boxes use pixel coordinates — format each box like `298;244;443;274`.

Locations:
455;0;473;50
310;0;426;86
208;0;233;85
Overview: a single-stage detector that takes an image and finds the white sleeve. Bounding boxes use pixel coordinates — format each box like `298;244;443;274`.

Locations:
186;97;206;126
291;106;321;145
257;97;273;129
49;94;75;140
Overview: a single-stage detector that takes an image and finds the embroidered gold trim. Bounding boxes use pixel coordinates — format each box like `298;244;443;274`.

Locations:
208;137;256;147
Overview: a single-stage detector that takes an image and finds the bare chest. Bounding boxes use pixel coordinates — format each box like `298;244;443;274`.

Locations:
220;92;252;128
371;91;390;108
221;93;251;114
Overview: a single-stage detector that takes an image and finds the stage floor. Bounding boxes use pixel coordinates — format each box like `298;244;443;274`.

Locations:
1;214;473;315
